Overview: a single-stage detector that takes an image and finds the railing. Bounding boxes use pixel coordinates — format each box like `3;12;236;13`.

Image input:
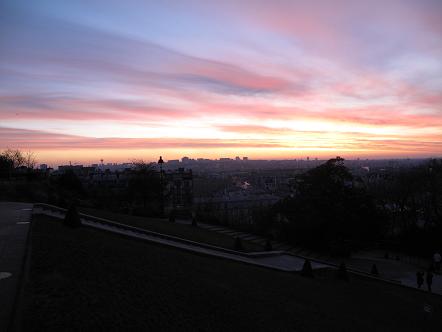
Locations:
31;203;404;283
32;203;282;259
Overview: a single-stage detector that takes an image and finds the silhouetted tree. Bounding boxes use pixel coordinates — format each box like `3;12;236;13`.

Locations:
57;170;84;199
371;159;442;256
127;160;161;215
275;157;383;252
0;149;32;178
24;151;36;169
0;154;14;178
2;149;25;168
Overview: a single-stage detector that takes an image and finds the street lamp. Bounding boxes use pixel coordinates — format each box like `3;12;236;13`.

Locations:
158;156;164;216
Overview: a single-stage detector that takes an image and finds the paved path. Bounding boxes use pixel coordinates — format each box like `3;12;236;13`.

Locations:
0;202;32;332
35;208;442;296
197;222;294;251
34;207;328;272
196;221;442;295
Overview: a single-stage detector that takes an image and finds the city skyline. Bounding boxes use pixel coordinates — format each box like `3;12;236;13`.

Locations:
1;0;442;163
39;155;434;170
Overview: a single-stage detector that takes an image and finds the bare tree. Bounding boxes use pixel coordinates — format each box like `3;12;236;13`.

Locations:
2;149;25;168
24;151;37;169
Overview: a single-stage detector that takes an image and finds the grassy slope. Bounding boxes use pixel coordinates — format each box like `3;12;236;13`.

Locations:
79;207;263;252
22;215;442;332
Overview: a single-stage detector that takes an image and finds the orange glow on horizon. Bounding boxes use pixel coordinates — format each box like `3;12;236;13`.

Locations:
1;1;441;164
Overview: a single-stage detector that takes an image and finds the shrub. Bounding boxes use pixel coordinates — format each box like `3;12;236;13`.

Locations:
300;259;314;278
234;237;243;251
337;262;349;281
64;205;82;227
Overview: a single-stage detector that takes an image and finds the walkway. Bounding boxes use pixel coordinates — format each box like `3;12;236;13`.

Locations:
34;205;442;295
0;202;33;332
196;221;442;295
33;206;328;273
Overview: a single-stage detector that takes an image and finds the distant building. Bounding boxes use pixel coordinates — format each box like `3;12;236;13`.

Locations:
195;190;279;225
165;168;193;215
58;165;83;174
39;164;48;170
57;165;96;177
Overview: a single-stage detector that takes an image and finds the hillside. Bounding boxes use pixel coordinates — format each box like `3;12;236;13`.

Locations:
21;215;442;331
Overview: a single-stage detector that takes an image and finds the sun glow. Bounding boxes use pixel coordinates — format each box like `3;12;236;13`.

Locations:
1;0;441;163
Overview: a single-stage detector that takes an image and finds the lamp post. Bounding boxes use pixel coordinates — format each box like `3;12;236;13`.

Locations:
158;156;164;216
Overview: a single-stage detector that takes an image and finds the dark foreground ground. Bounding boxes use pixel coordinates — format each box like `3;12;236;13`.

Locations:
20;215;442;331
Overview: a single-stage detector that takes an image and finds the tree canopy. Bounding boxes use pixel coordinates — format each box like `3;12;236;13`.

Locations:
0;149;37;178
276;157;383;251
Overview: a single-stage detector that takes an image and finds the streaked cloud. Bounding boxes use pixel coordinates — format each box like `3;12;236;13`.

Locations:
0;0;441;163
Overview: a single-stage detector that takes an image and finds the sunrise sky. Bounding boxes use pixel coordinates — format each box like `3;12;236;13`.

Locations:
1;0;441;165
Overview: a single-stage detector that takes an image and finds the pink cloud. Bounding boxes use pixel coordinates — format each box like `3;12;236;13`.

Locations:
1;1;441;161
0;127;286;150
0;95;203;122
2;127;441;159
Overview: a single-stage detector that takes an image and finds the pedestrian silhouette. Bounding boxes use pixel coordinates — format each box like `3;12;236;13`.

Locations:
191;212;197;227
416;271;424;289
337;262;349;281
433;252;441;273
265;239;272;251
426;270;433;293
371;264;379;276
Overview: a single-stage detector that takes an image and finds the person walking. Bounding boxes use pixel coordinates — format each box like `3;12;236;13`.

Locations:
426;270;433;293
416;271;424;289
433;252;441;273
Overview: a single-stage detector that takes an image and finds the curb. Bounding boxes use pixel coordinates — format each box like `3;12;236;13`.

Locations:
8;207;34;332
